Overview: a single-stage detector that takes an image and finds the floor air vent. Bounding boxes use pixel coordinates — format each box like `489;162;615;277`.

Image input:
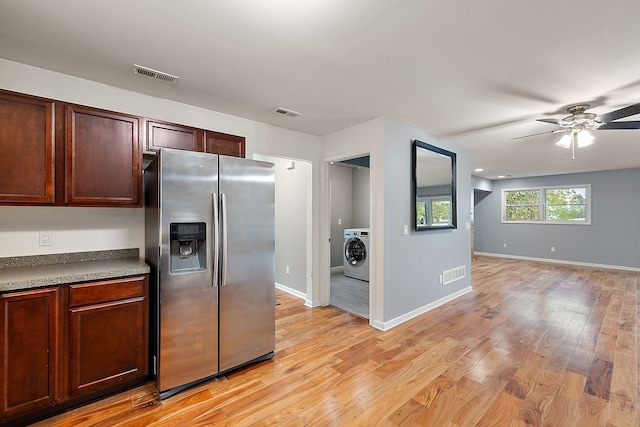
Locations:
133;64;179;84
442;265;466;285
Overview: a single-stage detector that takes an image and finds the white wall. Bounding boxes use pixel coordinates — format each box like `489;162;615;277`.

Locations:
352;167;370;227
381;119;472;325
321;117;472;329
0;58;323;302
254;154;311;295
0;206;143;257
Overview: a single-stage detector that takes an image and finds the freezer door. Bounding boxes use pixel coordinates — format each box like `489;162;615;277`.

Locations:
219;156;275;372
157;149;219;393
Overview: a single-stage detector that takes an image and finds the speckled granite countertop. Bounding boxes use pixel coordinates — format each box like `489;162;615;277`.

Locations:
0;249;150;292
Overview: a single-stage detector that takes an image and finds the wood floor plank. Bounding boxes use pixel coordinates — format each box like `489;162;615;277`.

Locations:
27;257;639;427
558;370;587;401
607;352;638;427
450;376;505;426
585;358;614;400
475;390;522;427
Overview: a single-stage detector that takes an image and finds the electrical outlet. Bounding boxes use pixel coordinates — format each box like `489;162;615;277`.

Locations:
503;243;507;248
551;246;556;252
39;231;52;246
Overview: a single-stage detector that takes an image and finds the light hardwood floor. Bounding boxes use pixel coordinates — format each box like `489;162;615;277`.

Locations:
31;256;638;426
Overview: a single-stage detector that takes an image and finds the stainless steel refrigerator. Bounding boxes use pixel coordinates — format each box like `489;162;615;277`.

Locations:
144;148;275;399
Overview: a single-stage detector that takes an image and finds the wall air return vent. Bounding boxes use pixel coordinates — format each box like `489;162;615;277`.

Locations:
442;265;466;285
273;107;302;118
132;64;179;84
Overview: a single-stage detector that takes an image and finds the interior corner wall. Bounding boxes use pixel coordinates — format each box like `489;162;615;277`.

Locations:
381;118;472;322
474;168;640;269
0;59;322;262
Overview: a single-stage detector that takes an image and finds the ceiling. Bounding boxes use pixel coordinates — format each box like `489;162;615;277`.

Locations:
1;0;639;180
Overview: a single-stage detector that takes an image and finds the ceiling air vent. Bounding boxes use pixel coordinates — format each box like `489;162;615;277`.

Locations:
132;64;179;84
273;107;301;118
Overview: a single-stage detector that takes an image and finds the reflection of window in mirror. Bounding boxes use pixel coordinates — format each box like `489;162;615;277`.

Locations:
413;140;457;231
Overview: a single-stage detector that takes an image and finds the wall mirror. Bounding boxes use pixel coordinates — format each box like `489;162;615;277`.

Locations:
412;140;457;231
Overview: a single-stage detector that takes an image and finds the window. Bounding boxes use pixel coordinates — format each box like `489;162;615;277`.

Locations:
502;185;590;224
417;196;452;227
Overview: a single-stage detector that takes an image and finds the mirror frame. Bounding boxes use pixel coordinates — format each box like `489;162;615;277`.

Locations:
412;140;457;231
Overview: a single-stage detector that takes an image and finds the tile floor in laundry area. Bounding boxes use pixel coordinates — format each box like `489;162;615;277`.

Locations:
330;270;369;319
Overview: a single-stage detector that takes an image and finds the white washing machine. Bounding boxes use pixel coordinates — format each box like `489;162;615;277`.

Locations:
343;228;370;281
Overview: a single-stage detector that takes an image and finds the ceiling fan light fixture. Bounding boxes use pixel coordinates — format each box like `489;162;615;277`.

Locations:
555;134;572;148
577;130;594;147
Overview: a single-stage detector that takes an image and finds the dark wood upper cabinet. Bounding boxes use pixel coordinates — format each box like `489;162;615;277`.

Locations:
0;89;247;208
205;130;246;158
146;120;246;158
145;119;204;153
65;105;142;206
0;288;59;418
0;91;56;204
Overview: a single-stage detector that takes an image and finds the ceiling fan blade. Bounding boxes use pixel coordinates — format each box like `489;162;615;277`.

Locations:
596;103;640;123
511;129;565;140
598;121;640;130
536;118;562;125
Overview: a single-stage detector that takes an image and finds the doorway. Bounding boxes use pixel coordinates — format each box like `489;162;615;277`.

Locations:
328;156;371;318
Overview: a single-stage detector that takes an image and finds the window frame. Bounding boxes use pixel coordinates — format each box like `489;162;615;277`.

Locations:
501;184;591;225
416;195;453;227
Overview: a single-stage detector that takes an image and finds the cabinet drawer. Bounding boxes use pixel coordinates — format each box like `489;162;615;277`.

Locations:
70;276;145;307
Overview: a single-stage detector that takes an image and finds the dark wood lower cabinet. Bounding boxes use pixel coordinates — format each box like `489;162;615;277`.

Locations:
0;275;149;426
0;288;59;418
68;277;148;397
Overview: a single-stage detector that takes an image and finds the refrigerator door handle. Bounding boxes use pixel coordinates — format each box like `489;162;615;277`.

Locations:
212;192;219;288
221;192;228;287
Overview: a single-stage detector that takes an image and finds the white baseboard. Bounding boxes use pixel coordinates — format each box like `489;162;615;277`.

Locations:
275;282;320;307
475;252;640;272
375;286;474;331
275;282;306;301
304;299;321;308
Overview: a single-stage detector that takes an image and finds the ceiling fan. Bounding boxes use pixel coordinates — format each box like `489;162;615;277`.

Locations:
512;102;640;159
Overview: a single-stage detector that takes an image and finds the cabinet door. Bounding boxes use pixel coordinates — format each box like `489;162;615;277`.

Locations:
0;288;59;417
145;119;203;153
204;130;245;158
0;91;56;204
68;276;148;397
65;105;142;206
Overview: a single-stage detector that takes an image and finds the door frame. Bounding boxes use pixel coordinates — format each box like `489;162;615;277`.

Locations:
319;150;376;324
